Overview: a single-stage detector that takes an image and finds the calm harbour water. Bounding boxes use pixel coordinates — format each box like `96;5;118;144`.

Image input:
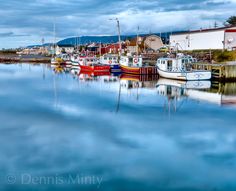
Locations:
0;63;236;191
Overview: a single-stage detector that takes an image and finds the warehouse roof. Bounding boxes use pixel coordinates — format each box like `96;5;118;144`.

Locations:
171;26;236;36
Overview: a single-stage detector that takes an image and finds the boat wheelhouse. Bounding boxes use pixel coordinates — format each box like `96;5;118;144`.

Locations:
156;54;211;81
100;54;118;65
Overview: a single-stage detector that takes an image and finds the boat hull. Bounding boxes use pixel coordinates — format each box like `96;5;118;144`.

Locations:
120;65;158;75
110;64;121;72
157;68;211;81
80;65;111;72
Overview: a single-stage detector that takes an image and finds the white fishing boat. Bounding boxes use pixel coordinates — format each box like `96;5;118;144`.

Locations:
71;54;98;66
156;54;211;81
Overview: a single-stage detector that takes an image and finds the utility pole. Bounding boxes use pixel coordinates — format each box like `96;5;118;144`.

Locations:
53;21;56;56
136;26;139;56
109;18;122;57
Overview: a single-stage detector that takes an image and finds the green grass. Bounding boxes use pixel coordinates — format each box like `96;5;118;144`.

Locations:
0;49;17;54
180;49;236;63
213;50;236;62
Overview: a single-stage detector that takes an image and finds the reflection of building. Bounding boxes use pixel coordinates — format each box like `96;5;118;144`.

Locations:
170;26;236;50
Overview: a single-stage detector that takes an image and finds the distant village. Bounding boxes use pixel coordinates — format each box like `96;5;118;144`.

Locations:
10;24;235;59
15;34;166;56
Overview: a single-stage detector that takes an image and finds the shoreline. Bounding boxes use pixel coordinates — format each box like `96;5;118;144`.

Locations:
0;53;51;63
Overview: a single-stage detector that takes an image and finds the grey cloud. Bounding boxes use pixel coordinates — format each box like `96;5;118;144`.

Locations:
0;32;30;38
0;0;236;47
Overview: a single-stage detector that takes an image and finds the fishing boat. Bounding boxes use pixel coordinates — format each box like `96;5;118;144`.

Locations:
71;54;97;66
80;64;111;72
100;54;121;72
71;54;110;72
156;54;211;81
120;55;158;75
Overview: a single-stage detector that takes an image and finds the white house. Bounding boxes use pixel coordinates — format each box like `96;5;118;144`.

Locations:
170;26;236;50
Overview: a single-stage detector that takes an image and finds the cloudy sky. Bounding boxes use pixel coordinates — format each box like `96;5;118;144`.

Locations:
0;0;236;48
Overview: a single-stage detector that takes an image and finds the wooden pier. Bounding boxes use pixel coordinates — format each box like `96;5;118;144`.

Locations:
192;62;236;81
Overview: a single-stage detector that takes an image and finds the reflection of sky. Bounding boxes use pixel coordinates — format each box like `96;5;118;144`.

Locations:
0;64;236;190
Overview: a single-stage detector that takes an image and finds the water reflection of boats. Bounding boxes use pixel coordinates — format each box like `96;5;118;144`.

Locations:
156;78;212;113
156;78;236;106
70;67;111;81
120;74;158;89
156;78;211;90
186;89;236;106
52;65;65;74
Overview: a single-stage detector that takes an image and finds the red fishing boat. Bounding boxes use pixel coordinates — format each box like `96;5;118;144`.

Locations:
80;65;111;72
73;55;111;72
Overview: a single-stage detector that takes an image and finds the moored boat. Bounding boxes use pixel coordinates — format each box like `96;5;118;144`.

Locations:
156;54;211;81
120;55;158;75
80;65;111;72
71;54;110;72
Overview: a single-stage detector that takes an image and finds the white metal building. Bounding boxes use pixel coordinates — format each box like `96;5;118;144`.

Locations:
170;26;236;50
